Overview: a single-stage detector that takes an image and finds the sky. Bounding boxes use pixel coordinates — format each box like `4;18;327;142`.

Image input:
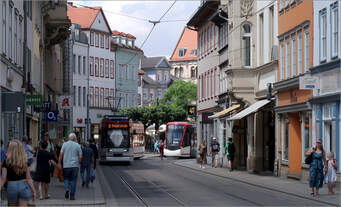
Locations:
71;1;200;58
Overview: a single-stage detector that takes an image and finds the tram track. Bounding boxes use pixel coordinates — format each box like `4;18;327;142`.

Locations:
109;164;187;207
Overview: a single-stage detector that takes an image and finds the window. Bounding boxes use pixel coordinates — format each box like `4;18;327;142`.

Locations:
73;55;76;73
83;87;86;107
18;18;22;66
105;88;109;108
164;71;168;81
242;24;251;67
291;36;297;76
138;94;141;105
2;1;6;54
100;34;104;48
259;13;264;64
95;33;99;47
90;32;94;46
9;5;12;60
143;89;148;101
110;89;114;107
99;88;103;108
131;65;135;80
174;67;178;78
125;93;128;108
219;22;228;49
304;28;310;72
331;2;339;58
280;40;284;80
110;60;114;79
201;75;204;99
73;86;76;106
157;71;161;81
14;12;17;64
83;56;86;75
286;39;290;78
179;48;187;57
78;56;81;74
319;9;327;62
303;114;311;160
105;59;109;78
89;57;94;76
100;58;104;77
280;0;285;10
297;31;302;74
125;65;128;80
95;58;99;76
90;87;94;107
282;117;289;160
269;6;274;57
78;86;81;106
180;67;184;78
105;35;108;49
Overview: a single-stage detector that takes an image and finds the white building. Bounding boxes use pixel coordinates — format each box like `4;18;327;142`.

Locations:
68;4;115;140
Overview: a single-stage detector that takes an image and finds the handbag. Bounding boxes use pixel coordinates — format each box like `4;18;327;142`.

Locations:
305;152;313;165
29;150;38;172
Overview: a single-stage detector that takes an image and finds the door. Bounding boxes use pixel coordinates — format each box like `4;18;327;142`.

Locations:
288;113;302;174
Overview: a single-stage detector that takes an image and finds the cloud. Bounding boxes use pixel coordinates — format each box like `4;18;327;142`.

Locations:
72;1;200;58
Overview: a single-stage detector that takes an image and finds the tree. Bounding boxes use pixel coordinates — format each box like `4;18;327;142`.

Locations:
162;80;197;111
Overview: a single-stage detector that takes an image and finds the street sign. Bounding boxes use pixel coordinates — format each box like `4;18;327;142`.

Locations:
58;95;72;110
299;75;319;90
46;110;58;122
26;94;43;105
34;101;51;112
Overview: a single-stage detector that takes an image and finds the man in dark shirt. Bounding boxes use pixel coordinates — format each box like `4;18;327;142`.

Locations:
89;139;98;169
210;137;220;168
80;142;94;188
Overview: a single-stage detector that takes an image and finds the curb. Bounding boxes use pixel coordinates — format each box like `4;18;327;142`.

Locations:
174;160;340;207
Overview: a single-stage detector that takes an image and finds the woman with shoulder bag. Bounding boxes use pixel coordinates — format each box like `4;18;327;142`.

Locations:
1;140;36;206
305;139;326;197
198;140;207;169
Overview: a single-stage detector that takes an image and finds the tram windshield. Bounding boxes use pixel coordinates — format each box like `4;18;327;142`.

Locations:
166;125;185;146
102;129;129;148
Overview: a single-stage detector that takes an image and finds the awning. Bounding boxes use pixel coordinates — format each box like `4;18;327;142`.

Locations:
208;105;240;119
227;100;271;121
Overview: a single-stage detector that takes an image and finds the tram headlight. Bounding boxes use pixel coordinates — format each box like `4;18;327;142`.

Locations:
123;149;128;152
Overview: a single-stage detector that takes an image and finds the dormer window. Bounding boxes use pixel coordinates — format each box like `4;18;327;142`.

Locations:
127;39;132;47
132;40;135;47
179;48;187;57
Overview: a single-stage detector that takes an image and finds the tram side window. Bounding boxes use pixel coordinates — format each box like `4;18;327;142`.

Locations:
183;129;191;147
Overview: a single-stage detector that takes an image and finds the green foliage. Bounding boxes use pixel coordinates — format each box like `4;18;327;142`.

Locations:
162;80;197;111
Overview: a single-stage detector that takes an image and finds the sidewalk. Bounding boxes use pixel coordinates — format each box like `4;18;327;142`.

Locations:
174;159;341;206
1;168;106;206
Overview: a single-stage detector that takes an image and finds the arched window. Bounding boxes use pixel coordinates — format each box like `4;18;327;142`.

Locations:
180;67;184;78
191;66;196;78
174;67;178;78
242;24;251;67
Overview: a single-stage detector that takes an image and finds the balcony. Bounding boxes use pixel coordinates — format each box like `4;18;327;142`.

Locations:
42;0;71;46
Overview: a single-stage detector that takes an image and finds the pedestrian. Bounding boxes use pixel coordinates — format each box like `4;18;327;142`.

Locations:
80;142;94;188
22;137;35;167
225;138;236;171
158;140;164;160
0;140;36;206
89;139;98;169
40;133;57;177
0;140;6;168
58;133;82;200
305;139;326;197
154;141;159;154
210;137;220;168
325;152;338;195
35;141;57;200
198;140;207;168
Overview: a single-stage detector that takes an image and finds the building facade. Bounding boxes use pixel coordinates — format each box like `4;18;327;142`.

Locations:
112;30;143;110
309;0;340;175
169;27;198;83
68;4;114;141
141;56;172;106
274;0;314;180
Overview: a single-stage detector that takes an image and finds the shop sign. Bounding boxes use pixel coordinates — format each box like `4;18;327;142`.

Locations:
46;110;58;122
77;118;83;124
202;112;213;123
97;114;103;118
58;96;72;110
26;94;43;105
33;101;51;112
299;75;319;90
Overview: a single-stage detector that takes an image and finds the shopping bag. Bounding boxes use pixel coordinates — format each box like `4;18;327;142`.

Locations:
54;168;64;182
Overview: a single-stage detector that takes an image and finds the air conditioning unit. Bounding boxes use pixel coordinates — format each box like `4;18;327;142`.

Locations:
7;68;14;82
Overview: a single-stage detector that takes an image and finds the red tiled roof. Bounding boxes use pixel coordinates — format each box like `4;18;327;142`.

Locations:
169;27;198;62
67;7;101;29
112;30;136;39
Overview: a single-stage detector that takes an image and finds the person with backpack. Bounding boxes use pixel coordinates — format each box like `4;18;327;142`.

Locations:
210;137;220;168
225;138;236;172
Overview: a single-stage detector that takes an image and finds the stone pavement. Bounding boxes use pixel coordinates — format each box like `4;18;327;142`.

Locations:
174;159;341;206
1;168;106;206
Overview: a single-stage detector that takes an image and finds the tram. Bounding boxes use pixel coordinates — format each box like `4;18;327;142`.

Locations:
164;122;197;157
99;115;145;163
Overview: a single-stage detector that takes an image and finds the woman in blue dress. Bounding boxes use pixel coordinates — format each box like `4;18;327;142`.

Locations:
305;139;326;197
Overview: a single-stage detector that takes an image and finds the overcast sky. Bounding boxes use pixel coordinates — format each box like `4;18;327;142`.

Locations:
72;1;200;58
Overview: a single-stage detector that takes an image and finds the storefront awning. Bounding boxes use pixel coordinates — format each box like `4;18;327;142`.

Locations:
208;105;240;119
227;100;271;121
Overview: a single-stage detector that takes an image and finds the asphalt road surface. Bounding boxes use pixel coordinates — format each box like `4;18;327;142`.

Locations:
100;155;333;206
